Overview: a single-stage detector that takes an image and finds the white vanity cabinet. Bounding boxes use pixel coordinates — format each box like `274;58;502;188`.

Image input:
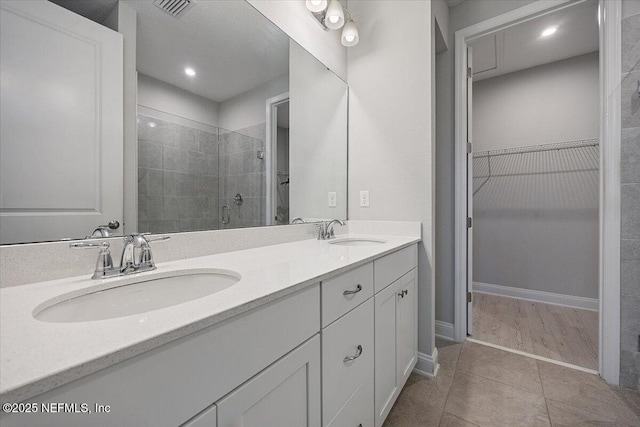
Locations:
1;243;419;427
373;246;418;427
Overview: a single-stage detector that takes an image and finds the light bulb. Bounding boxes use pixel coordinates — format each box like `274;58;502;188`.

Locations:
306;0;327;13
341;19;359;47
184;67;196;77
541;26;557;37
325;0;344;30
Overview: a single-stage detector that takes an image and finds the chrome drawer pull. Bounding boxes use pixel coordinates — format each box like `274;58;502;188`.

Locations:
343;284;362;296
344;345;363;362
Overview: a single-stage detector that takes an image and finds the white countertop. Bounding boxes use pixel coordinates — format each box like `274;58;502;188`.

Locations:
0;233;419;404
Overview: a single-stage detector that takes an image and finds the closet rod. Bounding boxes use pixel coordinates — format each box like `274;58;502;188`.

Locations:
473;138;599;159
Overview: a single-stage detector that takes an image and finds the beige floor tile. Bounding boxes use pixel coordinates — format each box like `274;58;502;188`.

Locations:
456;341;544;395
613;386;640;418
444;371;550;427
383;385;444;427
538;361;640;426
439;412;480;426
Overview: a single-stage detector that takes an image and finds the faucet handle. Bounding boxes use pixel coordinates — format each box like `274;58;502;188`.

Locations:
70;241;115;279
146;235;170;242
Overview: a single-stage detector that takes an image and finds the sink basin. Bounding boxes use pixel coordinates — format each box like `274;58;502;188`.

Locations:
34;270;240;323
328;238;386;246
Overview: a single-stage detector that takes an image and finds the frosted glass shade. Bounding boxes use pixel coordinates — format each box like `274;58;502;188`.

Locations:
325;0;345;29
341;20;359;46
306;0;327;13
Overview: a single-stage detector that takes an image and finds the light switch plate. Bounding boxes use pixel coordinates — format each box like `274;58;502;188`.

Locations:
360;190;370;207
328;192;337;207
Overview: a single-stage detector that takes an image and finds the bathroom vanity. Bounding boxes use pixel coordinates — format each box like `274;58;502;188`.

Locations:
0;234;419;427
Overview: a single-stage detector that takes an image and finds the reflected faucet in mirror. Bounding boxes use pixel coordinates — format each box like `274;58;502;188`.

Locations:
70;234;170;279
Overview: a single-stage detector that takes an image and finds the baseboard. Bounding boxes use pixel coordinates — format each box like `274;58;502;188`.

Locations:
413;349;439;378
473;282;599;311
435;321;455;341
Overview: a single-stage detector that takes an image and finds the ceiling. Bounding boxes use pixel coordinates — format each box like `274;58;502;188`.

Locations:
50;0;118;23
470;0;599;81
124;0;289;103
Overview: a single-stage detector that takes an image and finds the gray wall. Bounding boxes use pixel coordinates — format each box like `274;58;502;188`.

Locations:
473;52;599;151
620;0;640;391
471;53;599;299
435;0;537;325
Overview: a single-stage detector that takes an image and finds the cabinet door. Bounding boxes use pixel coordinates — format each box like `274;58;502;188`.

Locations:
374;280;400;427
397;269;417;385
217;335;321;427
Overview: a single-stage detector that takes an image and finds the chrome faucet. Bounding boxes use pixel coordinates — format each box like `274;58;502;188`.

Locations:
70;233;169;279
317;219;345;240
291;217;308;224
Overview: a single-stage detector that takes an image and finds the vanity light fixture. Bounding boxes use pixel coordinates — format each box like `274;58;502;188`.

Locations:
541;26;558;37
306;0;359;47
305;0;327;13
184;67;196;77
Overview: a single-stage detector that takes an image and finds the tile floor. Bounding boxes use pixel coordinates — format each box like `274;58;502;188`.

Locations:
383;339;640;427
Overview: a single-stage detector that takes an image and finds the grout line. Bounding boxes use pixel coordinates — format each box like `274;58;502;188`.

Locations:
535;359;553;425
466;338;599;375
437;342;464;426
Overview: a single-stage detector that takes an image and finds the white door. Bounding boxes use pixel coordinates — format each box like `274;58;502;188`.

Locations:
0;0;123;244
466;46;474;335
374;281;399;427
396;270;417;384
217;335;321;427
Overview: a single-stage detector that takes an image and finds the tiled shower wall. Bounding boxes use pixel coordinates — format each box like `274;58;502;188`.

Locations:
219;123;267;229
620;3;640;391
137;114;219;233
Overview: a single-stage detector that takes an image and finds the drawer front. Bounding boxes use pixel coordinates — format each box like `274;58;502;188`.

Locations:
322;298;374;425
326;375;374;427
374;245;417;293
322;262;374;327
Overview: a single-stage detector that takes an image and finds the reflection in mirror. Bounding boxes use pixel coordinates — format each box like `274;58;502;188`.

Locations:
0;0;347;244
131;0;347;233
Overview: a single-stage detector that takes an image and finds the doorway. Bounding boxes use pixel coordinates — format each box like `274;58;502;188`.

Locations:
454;0;622;383
265;93;290;225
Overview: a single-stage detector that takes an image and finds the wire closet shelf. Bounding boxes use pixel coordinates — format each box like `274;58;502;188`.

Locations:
472;138;599;196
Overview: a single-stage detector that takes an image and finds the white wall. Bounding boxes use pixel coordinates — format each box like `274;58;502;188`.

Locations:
218;74;289;132
473;52;599;151
435;0;537;325
246;0;347;81
347;0;434;356
137;73;219;127
290;41;348;220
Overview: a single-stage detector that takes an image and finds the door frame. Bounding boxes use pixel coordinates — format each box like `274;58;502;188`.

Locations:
453;0;621;385
265;92;290;226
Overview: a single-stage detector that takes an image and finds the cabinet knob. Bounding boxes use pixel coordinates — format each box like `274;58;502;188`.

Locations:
343;345;363;362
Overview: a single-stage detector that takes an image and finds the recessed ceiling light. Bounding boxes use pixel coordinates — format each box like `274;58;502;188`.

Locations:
185;67;196;77
541;26;558;37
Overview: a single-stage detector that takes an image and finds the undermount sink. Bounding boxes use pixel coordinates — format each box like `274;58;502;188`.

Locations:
34;270;240;323
328;238;387;246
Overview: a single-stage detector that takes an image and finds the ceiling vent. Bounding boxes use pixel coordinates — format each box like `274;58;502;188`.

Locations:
153;0;196;19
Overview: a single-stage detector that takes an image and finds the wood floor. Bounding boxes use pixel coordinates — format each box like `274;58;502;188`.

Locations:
472;292;599;371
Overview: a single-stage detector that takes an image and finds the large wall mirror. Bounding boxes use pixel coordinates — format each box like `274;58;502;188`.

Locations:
0;0;347;244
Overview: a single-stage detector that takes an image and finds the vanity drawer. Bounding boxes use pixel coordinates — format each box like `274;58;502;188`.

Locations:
326;375;374;427
322;298;374;425
322;262;373;327
374;245;417;293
